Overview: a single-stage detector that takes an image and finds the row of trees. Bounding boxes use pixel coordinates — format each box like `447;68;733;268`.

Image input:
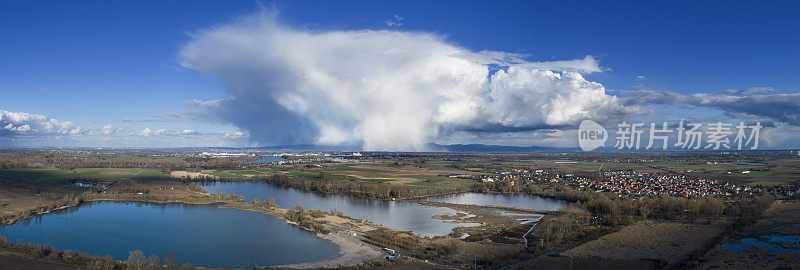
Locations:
252;196;277;209
254;174;471;200
0;235;198;270
581;195;727;226
284;206;330;234
0;150;259;172
1;160;29;169
529;194;776;265
535;209;593;252
125;250;193;270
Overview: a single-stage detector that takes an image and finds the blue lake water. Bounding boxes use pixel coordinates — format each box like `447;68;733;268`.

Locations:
199;181;479;237
73;182;106;188
722;233;800;253
422;192;568;211
0;201;338;268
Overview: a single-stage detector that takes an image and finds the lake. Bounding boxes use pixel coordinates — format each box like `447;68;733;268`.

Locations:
0;201;338;268
422;192;568;211
199;181;479;237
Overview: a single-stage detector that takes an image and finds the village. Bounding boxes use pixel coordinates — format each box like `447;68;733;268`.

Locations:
463;168;754;198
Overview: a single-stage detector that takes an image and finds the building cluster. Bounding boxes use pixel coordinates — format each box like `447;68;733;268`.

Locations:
461;168;751;197
567;171;748;197
451;169;546;185
200;152;254;157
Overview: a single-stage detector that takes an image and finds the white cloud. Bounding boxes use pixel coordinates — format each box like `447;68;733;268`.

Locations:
138;128;166;136
623;89;800;125
180;11;635;151
223;131;249;139
0;110;86;136
137;127;206;137
486;68;627;127
102;124;125;135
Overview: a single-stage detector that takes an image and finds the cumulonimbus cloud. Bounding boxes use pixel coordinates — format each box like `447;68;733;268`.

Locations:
180;11;635;151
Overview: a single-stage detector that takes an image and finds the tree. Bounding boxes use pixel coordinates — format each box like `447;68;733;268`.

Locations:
146;254;160;269
126;250;146;270
266;196;277;208
638;202;652;219
86;255;116;270
163;253;180;269
586;198;622;226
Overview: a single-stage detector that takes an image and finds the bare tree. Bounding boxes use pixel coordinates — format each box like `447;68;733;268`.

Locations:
146;254;160;269
163;253;180;269
126;250;146;270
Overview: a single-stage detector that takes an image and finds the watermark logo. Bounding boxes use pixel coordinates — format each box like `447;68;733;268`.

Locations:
577;119;762;151
579;120;607;151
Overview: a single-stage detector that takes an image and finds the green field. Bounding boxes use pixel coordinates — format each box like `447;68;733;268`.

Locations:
225;170;263;176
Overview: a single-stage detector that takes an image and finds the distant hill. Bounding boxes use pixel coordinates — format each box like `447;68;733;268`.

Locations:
434;144;575;153
252;144;357;151
196;143;574;153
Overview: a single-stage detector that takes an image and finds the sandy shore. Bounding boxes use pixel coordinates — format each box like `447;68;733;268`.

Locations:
276;230;384;269
220;202;386;269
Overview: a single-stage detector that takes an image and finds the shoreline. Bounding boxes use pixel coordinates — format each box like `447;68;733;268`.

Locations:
220;201;387;269
414;200;559;216
274;230;384;269
1;198;386;269
0;179;554;269
191;178;473;201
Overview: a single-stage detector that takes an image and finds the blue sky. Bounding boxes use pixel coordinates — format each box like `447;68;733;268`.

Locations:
1;0;798;149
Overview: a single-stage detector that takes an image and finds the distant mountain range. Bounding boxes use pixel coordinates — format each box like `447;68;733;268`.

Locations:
197;143;576;153
198;144;787;153
431;144;574;152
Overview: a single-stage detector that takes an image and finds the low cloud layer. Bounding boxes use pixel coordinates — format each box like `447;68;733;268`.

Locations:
138;128;201;137
0;110;86;136
180;12;634;151
623;88;800;125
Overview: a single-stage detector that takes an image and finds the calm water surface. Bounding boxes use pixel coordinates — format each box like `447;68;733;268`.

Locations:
722;233;800;253
423;192;567;211
199;181;477;237
0;201;337;268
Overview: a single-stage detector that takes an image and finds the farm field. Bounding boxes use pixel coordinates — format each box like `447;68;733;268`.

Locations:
194;162;484;189
560;220;726;265
0;167;173;216
0;168;168;184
